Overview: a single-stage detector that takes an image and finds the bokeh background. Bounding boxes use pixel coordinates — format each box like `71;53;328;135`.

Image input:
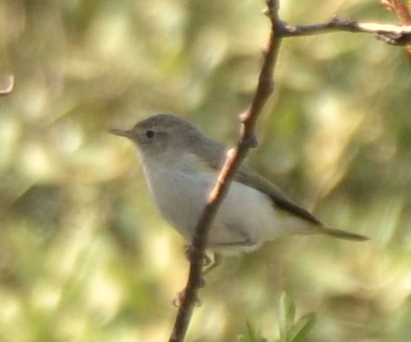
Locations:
1;0;411;341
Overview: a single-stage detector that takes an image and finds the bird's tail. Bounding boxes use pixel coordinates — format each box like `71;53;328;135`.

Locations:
321;226;369;241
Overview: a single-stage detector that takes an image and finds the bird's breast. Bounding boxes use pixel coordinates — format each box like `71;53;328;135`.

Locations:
142;162;214;240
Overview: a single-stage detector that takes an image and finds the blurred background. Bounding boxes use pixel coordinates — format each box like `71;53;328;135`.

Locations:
1;0;411;341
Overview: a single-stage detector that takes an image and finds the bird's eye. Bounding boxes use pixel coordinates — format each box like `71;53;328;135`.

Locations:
145;130;155;139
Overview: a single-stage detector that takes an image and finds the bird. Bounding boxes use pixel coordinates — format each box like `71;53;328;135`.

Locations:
110;114;368;260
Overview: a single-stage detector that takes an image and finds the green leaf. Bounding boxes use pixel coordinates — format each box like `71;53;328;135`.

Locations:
237;321;268;342
279;292;296;342
286;312;317;342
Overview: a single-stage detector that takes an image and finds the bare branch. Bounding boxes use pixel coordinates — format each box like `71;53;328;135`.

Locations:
381;0;411;64
168;0;282;341
279;17;411;45
168;3;411;342
382;0;411;25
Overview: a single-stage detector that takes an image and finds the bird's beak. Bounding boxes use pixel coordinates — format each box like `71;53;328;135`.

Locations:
109;128;133;139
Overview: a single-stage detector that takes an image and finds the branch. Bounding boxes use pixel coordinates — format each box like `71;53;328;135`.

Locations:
168;3;411;342
381;0;411;62
168;1;282;341
382;0;411;25
278;16;411;45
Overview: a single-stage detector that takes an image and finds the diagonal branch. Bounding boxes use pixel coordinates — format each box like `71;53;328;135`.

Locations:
168;3;411;342
168;1;282;341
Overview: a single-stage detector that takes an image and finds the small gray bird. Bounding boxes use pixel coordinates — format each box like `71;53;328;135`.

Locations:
111;114;368;256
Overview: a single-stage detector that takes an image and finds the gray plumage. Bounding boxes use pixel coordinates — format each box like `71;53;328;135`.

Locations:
111;114;368;253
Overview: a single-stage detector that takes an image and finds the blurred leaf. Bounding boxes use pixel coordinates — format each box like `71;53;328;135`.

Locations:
237;321;268;342
286;312;317;342
0;75;14;96
279;292;296;342
0;0;410;341
279;293;316;342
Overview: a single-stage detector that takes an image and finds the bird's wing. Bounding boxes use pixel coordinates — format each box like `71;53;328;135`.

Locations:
191;136;369;241
192;137;321;225
235;164;321;225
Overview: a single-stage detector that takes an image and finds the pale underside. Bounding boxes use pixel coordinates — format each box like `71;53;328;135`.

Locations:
139;152;315;254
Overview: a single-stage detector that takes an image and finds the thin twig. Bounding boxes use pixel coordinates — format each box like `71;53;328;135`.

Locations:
381;0;411;62
382;0;411;24
168;1;282;341
279;17;411;45
168;3;411;342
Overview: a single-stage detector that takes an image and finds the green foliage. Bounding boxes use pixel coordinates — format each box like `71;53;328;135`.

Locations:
279;293;316;342
238;293;316;342
238;322;268;342
1;0;411;341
